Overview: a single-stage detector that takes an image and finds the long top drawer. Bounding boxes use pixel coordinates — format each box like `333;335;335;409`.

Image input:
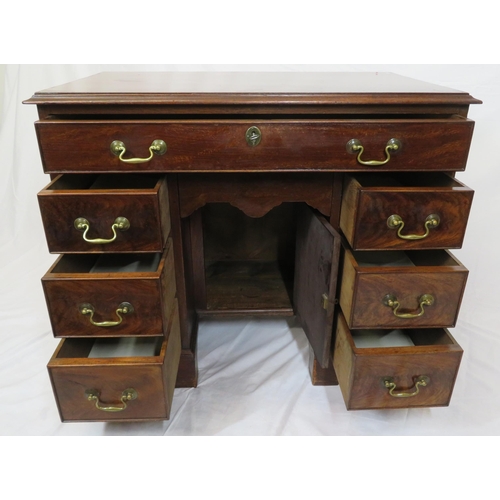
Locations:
35;118;474;173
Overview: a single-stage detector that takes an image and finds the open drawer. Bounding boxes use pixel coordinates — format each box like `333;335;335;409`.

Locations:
340;172;474;250
42;239;176;338
47;301;181;422
333;312;463;410
339;248;468;329
37;173;170;253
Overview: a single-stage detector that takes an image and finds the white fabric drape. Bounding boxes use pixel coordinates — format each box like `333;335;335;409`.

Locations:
1;64;500;436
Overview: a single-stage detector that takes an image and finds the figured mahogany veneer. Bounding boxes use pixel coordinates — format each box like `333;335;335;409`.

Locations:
48;302;181;422
24;72;481;417
35;118;474;174
333;312;463;410
42;240;176;338
339;249;468;329
38;173;171;253
340;173;474;250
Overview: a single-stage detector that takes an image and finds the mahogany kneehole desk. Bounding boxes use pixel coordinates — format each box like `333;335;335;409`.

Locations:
24;72;480;421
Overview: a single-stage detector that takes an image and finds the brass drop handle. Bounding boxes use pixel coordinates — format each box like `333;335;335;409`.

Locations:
74;216;130;244
346;138;401;166
110;139;167;164
85;388;138;412
79;302;134;327
382;376;430;398
387;214;440;240
383;293;434;319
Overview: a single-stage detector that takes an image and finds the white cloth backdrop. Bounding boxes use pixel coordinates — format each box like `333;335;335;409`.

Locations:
1;64;499;436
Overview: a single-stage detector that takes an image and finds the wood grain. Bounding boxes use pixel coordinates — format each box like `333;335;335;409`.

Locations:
42;241;175;338
308;344;338;386
294;205;341;368
340;173;474;250
27;71;481;417
205;261;294;312
340;248;468;329
35;118;474;173
167;174;196;352
24;72;482;111
202;203;296;264
48;302;181;421
38;174;169;253
178;172;334;218
333;313;463;410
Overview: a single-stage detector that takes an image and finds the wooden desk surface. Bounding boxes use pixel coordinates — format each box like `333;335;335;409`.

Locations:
25;72;481;107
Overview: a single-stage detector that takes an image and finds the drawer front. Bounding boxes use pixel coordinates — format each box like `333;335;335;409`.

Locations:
38;174;170;253
35;118;474;173
340;249;468;329
42;241;176;338
333;313;463;410
48;306;181;421
340;174;474;250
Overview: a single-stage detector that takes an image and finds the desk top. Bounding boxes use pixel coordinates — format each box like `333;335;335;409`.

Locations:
25;72;481;108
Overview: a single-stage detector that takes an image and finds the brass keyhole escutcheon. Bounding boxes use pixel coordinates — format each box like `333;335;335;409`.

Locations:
246;126;262;147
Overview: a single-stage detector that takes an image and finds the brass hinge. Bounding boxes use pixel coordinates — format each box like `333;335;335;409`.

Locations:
322;293;329;310
322;294;338;310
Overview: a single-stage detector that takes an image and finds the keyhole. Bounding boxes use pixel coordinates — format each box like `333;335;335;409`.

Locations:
246;126;262;147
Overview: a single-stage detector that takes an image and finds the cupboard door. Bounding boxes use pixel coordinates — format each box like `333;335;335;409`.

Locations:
294;205;341;368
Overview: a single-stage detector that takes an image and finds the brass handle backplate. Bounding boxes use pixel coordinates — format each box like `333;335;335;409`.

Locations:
383;293;434;319
346;138;401;166
85;388;138;412
387;214;440;240
74;216;130;244
79;302;134;327
110;139;167;163
382;376;430;398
